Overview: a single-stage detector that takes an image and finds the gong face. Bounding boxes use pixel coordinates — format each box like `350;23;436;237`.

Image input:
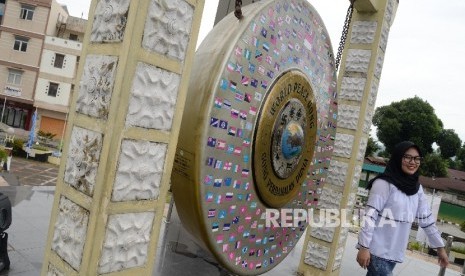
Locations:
171;1;337;275
254;70;317;208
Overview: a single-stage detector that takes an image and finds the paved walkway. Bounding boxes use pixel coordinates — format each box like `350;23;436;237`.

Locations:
1;157;58;187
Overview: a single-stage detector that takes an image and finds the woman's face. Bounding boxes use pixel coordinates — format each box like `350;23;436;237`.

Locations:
401;147;421;175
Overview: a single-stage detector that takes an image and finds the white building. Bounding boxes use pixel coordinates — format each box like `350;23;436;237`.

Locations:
34;13;86;140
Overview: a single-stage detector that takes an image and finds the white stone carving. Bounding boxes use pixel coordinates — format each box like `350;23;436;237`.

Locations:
47;264;64;276
52;197;89;271
338;104;360;130
327;160;348;187
339;227;349;247
347;193;356;209
350;21;377;44
385;0;398;26
318;188;342;210
363;107;374;135
311;219;335;243
375;51;385;79
98;212;155;274
126;62;181;130
64;127;103;197
76;55;118;119
142;0;194;61
332;246;345;271
369;80;379;107
334;133;354;158
304;242;330;270
345;49;371;73
358;137;368;161
352;165;362;190
112;140;168;201
340;77;366;102
91;0;130;42
380;21;390;52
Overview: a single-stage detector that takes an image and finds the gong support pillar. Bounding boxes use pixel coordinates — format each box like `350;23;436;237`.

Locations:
41;0;204;275
298;0;398;275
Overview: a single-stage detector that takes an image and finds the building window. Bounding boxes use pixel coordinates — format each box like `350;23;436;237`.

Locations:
7;69;22;85
13;36;29;52
20;5;35;20
54;53;65;68
48;82;59;97
69;33;78;41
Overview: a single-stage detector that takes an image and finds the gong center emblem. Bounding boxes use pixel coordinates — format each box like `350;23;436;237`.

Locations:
253;70;317;208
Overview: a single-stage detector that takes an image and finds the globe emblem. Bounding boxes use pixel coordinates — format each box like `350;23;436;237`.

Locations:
281;121;304;160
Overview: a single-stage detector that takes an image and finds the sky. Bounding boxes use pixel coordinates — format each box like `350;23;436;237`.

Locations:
58;0;465;143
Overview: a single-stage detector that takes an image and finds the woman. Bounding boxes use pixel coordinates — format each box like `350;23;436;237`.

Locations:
356;141;449;275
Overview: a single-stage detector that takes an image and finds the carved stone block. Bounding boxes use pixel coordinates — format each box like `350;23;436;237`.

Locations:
358;137;368;161
375;51;385;79
332;246;345;271
91;0;130;42
304;242;330;270
99;212;155;273
126;62;181;130
352;165;362;190
334;133;354;159
327;160;348;187
64;127;103;197
76;55;118;119
350;21;377;44
340;77;366;102
318;188;342;210
142;0;194;61
338;104;360;130
52;197;89;271
112;140;168;201
345;49;371;73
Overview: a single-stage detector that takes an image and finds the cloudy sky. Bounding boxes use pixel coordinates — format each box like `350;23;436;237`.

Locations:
59;0;465;143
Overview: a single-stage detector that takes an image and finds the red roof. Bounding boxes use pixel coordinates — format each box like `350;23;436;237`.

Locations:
420;169;465;193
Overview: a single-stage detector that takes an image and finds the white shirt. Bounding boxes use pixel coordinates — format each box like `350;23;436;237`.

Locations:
357;179;444;262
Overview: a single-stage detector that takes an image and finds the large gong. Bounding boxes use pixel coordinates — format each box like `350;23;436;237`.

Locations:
171;0;337;274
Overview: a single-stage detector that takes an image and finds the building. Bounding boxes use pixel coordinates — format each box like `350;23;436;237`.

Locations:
35;15;85;140
0;0;86;141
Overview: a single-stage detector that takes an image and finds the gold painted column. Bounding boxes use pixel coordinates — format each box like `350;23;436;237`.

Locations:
41;0;205;275
298;0;398;275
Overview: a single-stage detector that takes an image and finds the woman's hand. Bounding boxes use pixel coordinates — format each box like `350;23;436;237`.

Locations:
356;248;370;269
437;247;449;268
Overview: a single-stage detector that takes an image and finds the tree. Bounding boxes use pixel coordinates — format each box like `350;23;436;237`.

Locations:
365;135;380;157
436;129;462;159
419;153;448;177
372;96;443;155
456;143;465;171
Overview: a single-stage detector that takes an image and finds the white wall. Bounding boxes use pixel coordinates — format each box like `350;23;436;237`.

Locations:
40;49;78;78
35;78;71;106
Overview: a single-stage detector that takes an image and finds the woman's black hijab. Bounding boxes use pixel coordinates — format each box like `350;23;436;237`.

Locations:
367;141;422;196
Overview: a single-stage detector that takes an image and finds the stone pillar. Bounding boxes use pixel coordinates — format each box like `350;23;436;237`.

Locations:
41;0;205;275
298;0;398;275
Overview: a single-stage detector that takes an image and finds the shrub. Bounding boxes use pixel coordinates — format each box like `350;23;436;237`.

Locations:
408;241;421;251
0;149;7;163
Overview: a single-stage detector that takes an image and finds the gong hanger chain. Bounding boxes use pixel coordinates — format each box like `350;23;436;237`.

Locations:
335;0;356;71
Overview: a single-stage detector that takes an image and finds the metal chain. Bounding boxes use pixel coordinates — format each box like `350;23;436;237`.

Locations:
335;0;356;71
234;0;243;19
